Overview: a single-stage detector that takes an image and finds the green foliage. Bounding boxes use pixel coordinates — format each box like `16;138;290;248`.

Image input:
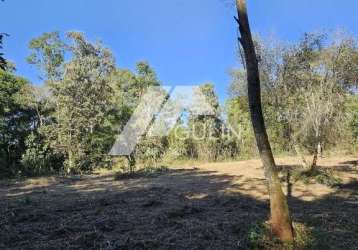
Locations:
165;123;192;160
114;165;169;180
244;222;315;250
229;31;358;161
27;31;65;81
135;61;160;92
188;83;222;161
18;31;167;176
0;70;37;177
135;136;168;167
275;32;356;156
226;97;256;157
111;61;164;167
292;168;342;187
47;32;115;173
0;33;9;71
2;29;357;178
21;132;63;176
344;95;358;151
111;62;161;131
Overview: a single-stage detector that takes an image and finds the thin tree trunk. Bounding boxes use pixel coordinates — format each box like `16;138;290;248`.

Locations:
36;107;43;127
67;150;73;174
126;152;136;174
293;143;310;170
311;143;319;169
310;131;320;169
294;142;319;172
317;142;323;158
235;0;294;242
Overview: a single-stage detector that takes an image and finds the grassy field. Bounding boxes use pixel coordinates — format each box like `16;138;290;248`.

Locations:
0;156;357;249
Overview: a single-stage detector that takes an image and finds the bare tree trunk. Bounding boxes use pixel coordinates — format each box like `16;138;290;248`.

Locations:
310;131;321;170
311;144;319;169
35;107;43;127
317;142;323;158
235;0;294;242
294;142;319;172
67;150;74;174
126;152;136;174
293;143;310;170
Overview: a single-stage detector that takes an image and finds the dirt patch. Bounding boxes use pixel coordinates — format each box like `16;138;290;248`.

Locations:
0;156;357;249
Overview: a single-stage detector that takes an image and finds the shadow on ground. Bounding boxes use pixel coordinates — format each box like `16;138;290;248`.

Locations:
0;160;357;249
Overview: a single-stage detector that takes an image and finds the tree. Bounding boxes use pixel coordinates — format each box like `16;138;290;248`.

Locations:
0;0;8;70
165;120;192;160
110;61;163;171
345;95;358;151
27;31;66;133
188;83;221;161
274;32;357;170
229;31;358;169
225;96;255;157
21;131;64;176
229;36;294;155
135;61;160;96
235;0;294;242
27;31;65;81
43;32;115;173
0;33;8;71
0;70;37;176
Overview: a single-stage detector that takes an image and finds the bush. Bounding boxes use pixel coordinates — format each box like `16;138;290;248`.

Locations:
292;168;342;187
21;133;64;176
114;165;169;180
242;222;315;250
135;136;168;167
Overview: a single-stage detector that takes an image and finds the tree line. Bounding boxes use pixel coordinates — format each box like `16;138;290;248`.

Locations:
235;0;357;241
0;29;357;178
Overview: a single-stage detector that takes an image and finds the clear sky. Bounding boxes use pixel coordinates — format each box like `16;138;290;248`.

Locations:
2;0;358;102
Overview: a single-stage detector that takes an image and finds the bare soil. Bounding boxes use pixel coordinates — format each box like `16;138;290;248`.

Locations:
0;156;357;249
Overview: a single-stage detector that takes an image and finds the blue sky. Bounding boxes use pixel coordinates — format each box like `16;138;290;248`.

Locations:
2;0;358;102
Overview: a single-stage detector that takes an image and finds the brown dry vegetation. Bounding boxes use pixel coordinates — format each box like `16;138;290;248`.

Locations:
0;156;357;249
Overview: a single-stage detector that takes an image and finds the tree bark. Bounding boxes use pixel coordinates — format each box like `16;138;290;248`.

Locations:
67;150;74;174
310;143;319;169
126;152;136;173
317;142;322;158
293;143;310;170
310;131;321;170
235;0;294;242
293;139;320;172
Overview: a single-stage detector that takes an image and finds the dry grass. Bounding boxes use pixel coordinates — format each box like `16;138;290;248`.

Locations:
0;156;357;249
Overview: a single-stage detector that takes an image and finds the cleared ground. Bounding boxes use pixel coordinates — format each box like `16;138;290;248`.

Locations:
0;156;357;249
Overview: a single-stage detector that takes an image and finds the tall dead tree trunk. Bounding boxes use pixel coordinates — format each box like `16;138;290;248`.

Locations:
235;0;294;242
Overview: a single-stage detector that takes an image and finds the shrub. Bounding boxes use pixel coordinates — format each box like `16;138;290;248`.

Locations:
21;133;64;176
292;168;342;187
243;222;315;250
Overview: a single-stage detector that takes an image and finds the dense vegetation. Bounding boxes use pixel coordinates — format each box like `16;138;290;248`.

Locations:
0;30;357;178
